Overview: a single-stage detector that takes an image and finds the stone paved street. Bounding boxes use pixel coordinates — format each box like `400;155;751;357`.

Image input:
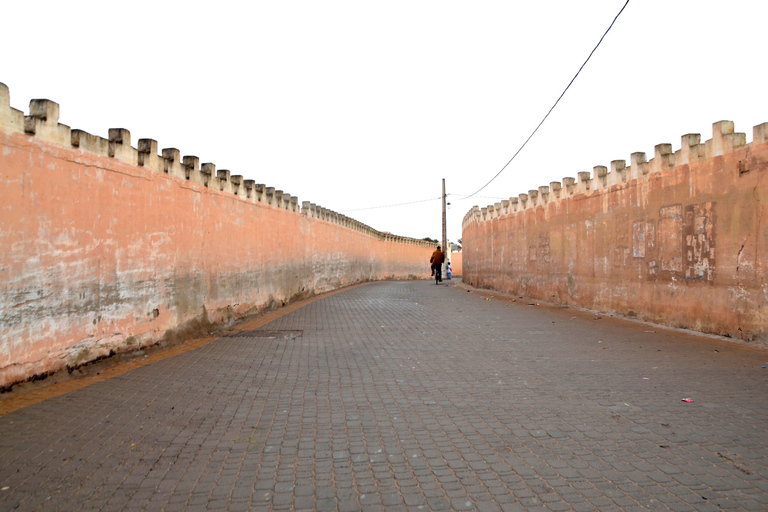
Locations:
1;281;768;511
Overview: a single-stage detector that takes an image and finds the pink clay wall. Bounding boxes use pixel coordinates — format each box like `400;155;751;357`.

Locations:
0;85;433;389
450;251;462;276
463;121;768;343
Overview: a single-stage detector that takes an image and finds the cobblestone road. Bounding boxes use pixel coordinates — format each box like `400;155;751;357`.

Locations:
1;281;767;511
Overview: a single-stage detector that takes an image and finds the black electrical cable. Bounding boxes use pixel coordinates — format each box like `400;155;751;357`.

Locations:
460;0;630;201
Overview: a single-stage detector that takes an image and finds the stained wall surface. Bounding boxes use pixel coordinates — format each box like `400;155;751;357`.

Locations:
450;251;463;277
463;121;768;343
0;84;433;389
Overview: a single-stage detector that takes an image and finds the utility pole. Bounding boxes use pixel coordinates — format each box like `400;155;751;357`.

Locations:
442;178;447;274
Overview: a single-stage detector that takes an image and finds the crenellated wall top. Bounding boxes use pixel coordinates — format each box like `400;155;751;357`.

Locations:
462;119;768;228
0;82;433;248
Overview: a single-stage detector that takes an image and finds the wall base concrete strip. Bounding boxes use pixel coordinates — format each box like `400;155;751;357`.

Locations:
0;282;373;416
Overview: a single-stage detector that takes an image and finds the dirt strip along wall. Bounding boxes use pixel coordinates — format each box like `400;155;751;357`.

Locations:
462;120;768;343
0;83;435;389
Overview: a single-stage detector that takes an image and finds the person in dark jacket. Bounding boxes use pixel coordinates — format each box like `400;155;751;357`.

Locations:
430;246;445;279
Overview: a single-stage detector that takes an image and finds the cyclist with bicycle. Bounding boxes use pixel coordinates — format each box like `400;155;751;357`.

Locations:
430;246;445;284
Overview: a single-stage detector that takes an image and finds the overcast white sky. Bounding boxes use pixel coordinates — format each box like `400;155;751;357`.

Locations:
3;1;766;243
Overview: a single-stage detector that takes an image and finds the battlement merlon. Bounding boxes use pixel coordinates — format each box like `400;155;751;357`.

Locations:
230;175;244;196
527;190;539;208
538;185;550;200
0;83;24;133
649;144;674;174
243;179;256;199
25;99;71;147
562;177;576;196
182;156;202;184
577;172;592;194
549;182;562;199
251;184;265;202
609;160;628;185
706;120;746;157
630;152;649;176
200;163;217;189
754;123;768;144
0;82;9;113
231;174;246;197
265;187;276;207
594;166;608;189
107;128;137;165
162;148;184;179
216;170;232;194
287;195;296;212
675;134;702;166
138;139;159;169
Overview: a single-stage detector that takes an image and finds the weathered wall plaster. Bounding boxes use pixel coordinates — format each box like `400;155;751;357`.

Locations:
463;120;768;343
0;82;434;389
450;251;463;277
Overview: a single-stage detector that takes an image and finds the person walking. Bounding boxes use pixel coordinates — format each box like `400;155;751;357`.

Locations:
430;245;445;282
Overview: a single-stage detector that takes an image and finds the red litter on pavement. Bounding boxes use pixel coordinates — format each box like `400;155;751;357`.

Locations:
681;398;693;403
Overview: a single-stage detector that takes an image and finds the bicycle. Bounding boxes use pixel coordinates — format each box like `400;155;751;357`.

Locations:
434;265;442;285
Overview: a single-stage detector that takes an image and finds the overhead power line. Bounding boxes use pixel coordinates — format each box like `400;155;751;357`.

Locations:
448;193;507;201
340;196;442;213
339;193;504;214
460;0;630;201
